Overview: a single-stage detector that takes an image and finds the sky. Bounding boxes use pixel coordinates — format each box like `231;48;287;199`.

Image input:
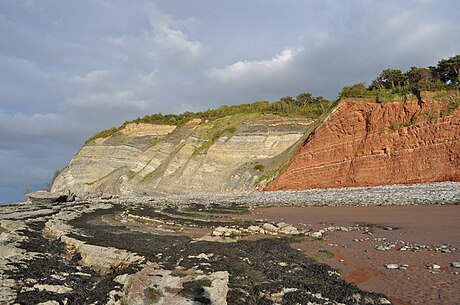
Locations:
1;0;459;203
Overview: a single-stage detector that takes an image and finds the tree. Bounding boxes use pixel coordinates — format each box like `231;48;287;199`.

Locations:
279;96;295;104
405;67;433;90
296;92;314;106
370;69;407;89
434;54;460;85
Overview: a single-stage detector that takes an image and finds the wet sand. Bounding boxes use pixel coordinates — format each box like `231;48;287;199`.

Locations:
251;205;460;305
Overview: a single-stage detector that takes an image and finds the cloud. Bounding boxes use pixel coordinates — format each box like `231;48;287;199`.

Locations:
203;2;460;100
0;112;90;142
152;22;203;62
67;90;147;111
102;2;204;69
70;69;113;86
208;48;298;82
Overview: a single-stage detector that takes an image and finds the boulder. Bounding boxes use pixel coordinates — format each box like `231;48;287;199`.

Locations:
262;223;278;234
203;271;229;305
212;227;242;237
247;225;262;233
26;191;68;204
278;225;301;235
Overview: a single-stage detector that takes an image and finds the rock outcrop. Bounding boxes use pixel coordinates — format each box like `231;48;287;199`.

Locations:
26;191;68;204
52;115;312;198
267;99;460;190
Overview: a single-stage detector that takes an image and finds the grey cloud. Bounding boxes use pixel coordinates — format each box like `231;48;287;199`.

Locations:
203;2;460;100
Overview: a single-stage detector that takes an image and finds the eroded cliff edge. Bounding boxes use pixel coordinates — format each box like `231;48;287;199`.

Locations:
52;114;314;197
267;98;460;191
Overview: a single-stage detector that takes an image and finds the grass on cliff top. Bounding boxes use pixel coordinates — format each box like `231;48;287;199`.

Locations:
85;94;332;144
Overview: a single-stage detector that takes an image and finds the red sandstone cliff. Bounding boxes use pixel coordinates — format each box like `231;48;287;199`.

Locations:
266;99;460;190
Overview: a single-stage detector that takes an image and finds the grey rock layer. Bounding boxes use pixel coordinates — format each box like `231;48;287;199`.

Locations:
52;116;312;198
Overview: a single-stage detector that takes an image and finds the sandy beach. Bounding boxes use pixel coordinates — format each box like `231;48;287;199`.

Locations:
251;205;460;305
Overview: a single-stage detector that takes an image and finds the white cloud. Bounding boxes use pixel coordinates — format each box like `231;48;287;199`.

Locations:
152;22;203;61
207;48;299;84
143;2;204;64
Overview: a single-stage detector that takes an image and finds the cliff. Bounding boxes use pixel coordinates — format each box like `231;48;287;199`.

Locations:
52;114;313;197
52;92;460;198
266;97;460;190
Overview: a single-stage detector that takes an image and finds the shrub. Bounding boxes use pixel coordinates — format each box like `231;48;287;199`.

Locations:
85;127;119;144
339;83;369;99
254;164;265;171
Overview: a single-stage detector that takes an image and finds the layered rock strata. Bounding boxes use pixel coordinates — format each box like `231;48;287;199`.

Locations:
52;115;312;197
267;99;460;190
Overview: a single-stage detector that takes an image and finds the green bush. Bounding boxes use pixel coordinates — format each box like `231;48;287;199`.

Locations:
339;54;460;102
85;92;333;143
339;83;369;99
254;164;265;171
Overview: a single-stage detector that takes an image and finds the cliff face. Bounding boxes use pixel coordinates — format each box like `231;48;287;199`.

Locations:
53;96;460;198
52;114;313;197
267;99;460;191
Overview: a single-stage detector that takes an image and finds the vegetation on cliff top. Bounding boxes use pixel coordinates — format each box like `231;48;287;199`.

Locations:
340;54;460;102
86;92;332;143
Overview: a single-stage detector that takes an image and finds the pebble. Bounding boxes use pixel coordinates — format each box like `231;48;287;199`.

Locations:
111;182;460;209
50;274;66;281
451;262;460;268
188;253;213;260
398;264;409;270
73;272;92;277
311;231;323;238
428;264;441;270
